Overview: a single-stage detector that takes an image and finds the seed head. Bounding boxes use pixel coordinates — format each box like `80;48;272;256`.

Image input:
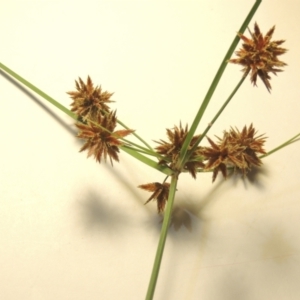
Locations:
201;124;266;182
68;76;113;120
228;124;266;173
76;111;133;165
155;123;204;178
229;23;287;92
138;182;170;213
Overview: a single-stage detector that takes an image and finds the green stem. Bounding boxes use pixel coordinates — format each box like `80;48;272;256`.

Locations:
186;73;248;162
145;174;178;300
175;0;262;170
117;118;154;151
101;109;153;151
120;138;155;155
260;132;300;159
121;146;173;176
124;145;171;162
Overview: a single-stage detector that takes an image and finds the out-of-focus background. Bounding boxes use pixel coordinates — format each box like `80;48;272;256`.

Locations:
1;1;300;299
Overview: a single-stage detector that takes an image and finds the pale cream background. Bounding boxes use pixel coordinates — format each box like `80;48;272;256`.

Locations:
1;1;300;299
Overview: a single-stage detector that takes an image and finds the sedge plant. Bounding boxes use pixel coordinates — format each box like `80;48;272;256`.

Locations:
1;0;299;299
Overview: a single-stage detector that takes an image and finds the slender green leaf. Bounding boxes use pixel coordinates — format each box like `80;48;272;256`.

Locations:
0;62;77;121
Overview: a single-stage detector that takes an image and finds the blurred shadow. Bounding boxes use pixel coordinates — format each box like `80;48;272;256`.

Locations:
260;227;298;264
228;165;269;190
180;176;226;216
104;162;153;213
76;163;269;237
210;225;300;300
0;69;77;136
170;206;193;232
163;165;269;235
77;190;130;235
160;171;299;300
214;268;251;300
154;177;226;236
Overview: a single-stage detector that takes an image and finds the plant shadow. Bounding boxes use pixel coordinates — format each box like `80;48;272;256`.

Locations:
165;165;269;235
76;189;130;235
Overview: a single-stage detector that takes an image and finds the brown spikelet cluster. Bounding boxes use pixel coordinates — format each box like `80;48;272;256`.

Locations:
139;123;204;213
201;124;266;182
228;22;287;92
67;76;113;120
68;76;134;165
138;182;170;213
76;111;134;165
155;123;204;178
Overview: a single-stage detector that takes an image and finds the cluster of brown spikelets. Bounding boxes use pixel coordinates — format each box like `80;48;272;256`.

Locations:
68;76;134;165
69;23;286;213
155;123;205;179
228;22;287;92
139;123;266;212
68;76;113;120
201;124;266;182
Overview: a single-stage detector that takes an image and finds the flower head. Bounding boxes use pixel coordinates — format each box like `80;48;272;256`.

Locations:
201;134;243;182
200;124;266;182
68;76;113;120
138;182;170;213
155;123;204;178
76;111;133;165
228;124;266;172
229;22;287;92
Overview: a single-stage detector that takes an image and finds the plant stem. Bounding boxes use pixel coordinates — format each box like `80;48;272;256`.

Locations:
123;145;171;162
117;118;154;151
175;0;262;171
186;72;248;162
260;132;300;158
121;146;173;176
101;109;153;151
145;174;178;300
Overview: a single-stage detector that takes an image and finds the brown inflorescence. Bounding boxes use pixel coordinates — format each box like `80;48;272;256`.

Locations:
76;111;134;165
138;182;171;213
228;22;287;92
200;124;266;182
155;123;204;179
67;76;113;120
